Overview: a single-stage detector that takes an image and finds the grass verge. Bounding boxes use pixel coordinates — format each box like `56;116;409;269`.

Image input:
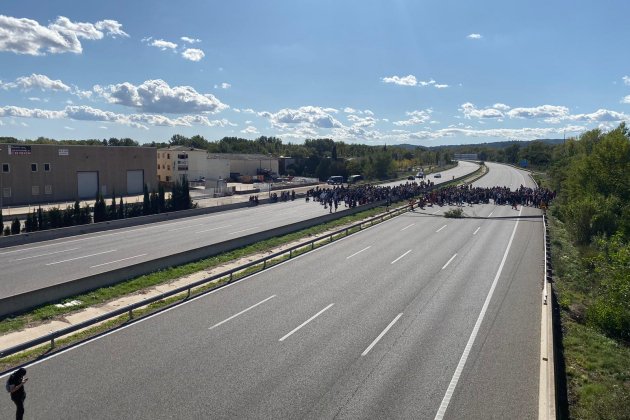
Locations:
549;215;630;419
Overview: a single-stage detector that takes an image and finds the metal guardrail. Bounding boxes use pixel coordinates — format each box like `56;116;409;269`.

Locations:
0;164;484;360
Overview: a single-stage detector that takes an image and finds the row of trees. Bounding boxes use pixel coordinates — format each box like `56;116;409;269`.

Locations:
547;124;629;340
1;179;193;235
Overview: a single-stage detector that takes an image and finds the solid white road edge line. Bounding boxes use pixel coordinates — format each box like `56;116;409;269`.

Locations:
209;295;276;330
434;207;522;420
361;313;403;356
346;246;371;259
400;223;415;231
436;225;447;233
442;253;457;270
473;227;480;235
90;254;148;268
11;247;80;261
279;303;334;342
391;250;411;264
45;249;117;265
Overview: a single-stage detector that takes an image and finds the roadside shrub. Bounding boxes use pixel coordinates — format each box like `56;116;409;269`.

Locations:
443;208;464;218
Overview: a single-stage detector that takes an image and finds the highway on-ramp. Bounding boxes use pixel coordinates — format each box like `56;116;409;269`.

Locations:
0;162;544;419
0;161;479;300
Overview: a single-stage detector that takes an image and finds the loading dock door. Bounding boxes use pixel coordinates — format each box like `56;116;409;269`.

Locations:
127;170;144;194
77;171;98;199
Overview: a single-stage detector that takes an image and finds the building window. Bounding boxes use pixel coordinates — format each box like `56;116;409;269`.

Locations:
157;164;160;170
166;176;171;182
167;165;171;170
167;153;170;159
1;163;8;173
32;185;40;196
44;163;51;172
31;163;38;172
2;187;10;198
45;185;52;195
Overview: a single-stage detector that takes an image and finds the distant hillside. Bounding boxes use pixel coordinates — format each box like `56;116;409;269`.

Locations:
394;139;564;150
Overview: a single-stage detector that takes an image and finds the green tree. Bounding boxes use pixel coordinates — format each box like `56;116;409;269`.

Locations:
11;217;20;234
143;184;150;215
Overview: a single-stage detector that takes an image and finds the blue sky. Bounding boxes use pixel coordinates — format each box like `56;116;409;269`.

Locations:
1;0;629;146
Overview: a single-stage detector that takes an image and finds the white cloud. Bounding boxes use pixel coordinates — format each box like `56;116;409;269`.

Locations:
460;103;504;119
364;109;374;116
150;39;177;50
623;76;630;86
467;33;482;39
0;15;127;55
182;48;204;61
393;109;433;126
344;107;357;114
28;97;41;101
382;75;418;86
94;20;128;38
241;125;259;134
259;106;343;130
567;108;629;122
214;82;231;89
507;105;570;119
1;73;70;91
242;108;256;114
492;103;511;111
347;114;377;128
382;74;448;88
622;95;630;104
181;36;201;44
64;126;75;130
94;79;228;114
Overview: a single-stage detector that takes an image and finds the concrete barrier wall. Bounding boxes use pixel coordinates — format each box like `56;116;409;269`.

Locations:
0;201;381;317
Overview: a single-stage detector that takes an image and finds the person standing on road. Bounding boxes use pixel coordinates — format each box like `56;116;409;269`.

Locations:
7;367;27;420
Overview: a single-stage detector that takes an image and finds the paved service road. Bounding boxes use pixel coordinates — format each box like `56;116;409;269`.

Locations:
0;162;543;419
0;162;478;299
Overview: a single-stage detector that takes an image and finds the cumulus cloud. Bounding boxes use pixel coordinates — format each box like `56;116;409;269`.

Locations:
182;48;204;61
460;103;504;119
347;114;377;128
493;103;511;111
506;105;569;119
241;125;259;134
567;108;629;122
393;109;433;126
623;76;630;86
150;39;177;50
467;33;482;39
259;106;343;130
1;73;70;91
622;95;630;104
0;104;237;130
382;74;448;88
181;36;201;44
94;79;228;114
382;75;418;86
0;15;127;55
214;82;231;89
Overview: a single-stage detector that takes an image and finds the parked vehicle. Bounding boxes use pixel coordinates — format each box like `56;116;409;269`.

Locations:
347;174;364;184
327;176;344;185
434;173;442;178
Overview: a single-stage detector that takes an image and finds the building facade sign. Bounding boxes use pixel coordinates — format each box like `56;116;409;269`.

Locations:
9;145;32;155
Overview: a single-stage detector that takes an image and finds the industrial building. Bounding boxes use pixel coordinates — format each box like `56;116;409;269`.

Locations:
157;146;279;185
0;144;157;206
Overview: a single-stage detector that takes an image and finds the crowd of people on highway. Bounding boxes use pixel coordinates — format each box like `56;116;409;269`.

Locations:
305;180;555;213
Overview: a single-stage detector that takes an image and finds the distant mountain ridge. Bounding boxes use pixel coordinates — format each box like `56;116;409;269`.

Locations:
394;138;564;150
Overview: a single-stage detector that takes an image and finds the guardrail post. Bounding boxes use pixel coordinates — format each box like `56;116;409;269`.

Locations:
311;242;314;250
263;259;267;269
187;288;191;299
128;309;133;319
229;272;233;282
50;337;55;349
289;249;292;259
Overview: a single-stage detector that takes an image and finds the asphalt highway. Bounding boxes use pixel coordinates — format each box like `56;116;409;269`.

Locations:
0;162;543;419
0;161;479;299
